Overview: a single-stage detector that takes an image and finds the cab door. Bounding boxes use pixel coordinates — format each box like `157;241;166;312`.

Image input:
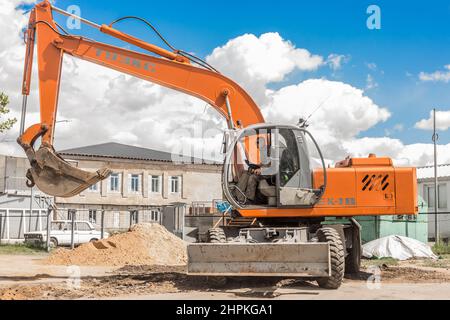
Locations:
277;128;326;207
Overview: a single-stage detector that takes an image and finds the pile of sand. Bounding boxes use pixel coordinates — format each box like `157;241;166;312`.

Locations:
44;223;187;267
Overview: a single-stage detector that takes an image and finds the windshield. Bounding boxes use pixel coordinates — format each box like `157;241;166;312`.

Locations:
51;222;66;231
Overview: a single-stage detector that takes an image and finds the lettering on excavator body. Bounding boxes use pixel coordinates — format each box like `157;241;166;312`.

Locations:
318;197;356;206
95;49;156;72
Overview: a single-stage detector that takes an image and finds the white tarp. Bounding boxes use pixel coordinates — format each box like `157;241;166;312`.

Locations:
362;235;438;261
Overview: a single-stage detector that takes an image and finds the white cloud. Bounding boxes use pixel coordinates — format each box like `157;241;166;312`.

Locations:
206;32;323;104
327;54;350;71
399;143;450;166
384;123;404;137
343;138;450;166
366;62;377;71
365;74;378;90
263;79;390;140
415;110;450;131
419;65;450;83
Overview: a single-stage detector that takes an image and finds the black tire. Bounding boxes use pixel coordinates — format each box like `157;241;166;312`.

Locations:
90;238;99;243
206;229;227;288
207;228;227;243
316;227;345;289
345;228;361;274
49;237;58;249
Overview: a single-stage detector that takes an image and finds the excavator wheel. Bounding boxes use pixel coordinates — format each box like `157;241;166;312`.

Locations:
207;228;227;243
345;226;361;274
316;227;345;289
205;228;228;287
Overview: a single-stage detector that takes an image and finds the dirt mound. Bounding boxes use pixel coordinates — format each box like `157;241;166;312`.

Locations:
44;223;187;267
379;266;450;283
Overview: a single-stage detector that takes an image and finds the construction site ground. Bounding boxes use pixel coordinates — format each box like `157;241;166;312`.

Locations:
1;253;449;300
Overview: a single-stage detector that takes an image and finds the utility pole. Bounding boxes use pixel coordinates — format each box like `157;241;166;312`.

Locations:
432;108;439;244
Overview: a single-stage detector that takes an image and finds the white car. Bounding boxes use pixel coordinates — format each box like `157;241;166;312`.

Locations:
24;220;109;248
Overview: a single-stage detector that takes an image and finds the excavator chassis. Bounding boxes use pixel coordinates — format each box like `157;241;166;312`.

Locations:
187;221;360;289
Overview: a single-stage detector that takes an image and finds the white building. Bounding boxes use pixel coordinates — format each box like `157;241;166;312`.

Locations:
417;164;450;241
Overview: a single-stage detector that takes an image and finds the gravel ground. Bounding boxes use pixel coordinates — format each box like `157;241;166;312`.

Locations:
0;254;449;300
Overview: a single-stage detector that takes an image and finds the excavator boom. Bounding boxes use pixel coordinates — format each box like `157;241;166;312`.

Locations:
18;1;263;197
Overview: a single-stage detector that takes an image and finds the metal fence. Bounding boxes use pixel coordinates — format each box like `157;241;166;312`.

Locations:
51;205;186;249
190;200;222;215
0;204;186;250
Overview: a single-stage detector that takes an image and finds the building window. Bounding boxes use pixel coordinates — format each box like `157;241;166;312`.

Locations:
150;175;161;193
67;209;76;221
130;210;139;225
150;210;160;222
110;173;120;192
425;184;447;209
88;183;99;192
129;174;141;193
170;176;181;194
88;210;97;223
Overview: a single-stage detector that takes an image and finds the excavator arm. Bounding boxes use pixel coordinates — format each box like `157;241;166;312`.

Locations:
18;1;264;197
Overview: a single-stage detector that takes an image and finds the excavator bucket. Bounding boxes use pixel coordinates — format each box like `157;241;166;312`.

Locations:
25;146;111;198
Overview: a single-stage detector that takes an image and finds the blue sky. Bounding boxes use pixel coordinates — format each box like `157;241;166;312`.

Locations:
30;0;450;145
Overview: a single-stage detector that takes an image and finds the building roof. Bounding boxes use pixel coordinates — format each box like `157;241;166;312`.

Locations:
59;142;220;165
417;163;450;180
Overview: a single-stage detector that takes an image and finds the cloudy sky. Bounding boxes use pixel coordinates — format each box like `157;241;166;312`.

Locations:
0;0;449;166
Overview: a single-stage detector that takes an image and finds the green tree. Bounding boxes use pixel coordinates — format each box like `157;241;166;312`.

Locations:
0;92;17;133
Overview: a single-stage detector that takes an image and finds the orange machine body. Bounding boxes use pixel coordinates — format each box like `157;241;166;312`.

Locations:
239;156;418;218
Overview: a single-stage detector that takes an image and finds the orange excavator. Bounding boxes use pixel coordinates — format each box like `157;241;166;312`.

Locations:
18;1;418;288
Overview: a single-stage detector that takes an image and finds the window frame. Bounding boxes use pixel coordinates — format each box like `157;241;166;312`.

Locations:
109;173;121;193
130;210;139;224
88;182;99;192
170;176;181;194
150;175;162;194
88;210;97;224
424;183;447;209
130;174;141;193
150;209;160;222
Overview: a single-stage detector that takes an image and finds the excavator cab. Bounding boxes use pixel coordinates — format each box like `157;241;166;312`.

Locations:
222;124;327;209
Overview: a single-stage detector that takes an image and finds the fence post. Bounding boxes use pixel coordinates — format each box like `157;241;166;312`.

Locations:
101;210;105;239
46;208;51;252
70;210;76;250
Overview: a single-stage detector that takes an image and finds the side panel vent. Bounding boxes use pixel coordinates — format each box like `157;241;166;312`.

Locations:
361;174;389;191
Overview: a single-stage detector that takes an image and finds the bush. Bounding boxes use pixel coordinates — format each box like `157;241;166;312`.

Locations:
432;243;450;255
